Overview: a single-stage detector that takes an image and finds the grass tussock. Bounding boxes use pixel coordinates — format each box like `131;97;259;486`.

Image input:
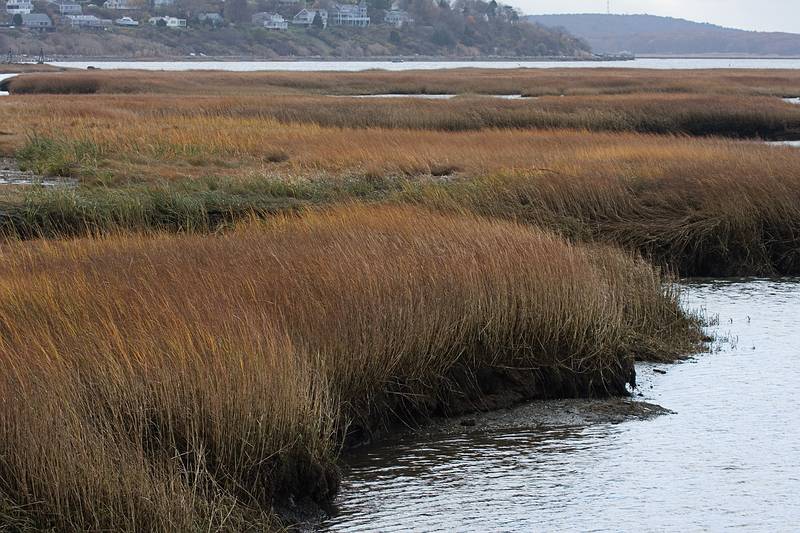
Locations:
401;170;800;277
0;205;700;530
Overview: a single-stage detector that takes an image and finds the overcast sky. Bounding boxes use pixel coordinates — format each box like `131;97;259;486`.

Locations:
515;1;800;34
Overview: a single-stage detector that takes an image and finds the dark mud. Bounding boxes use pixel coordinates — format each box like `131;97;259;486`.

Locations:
343;362;636;450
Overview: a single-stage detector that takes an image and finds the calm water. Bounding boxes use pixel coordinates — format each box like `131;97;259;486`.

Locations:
46;58;800;71
0;73;13;96
320;279;800;531
768;141;800;147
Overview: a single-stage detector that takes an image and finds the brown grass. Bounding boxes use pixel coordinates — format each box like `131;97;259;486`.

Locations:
0;64;65;75
3;68;800;275
402;166;800;276
0;205;699;530
9;68;800;96
4;93;800;184
3;91;799;141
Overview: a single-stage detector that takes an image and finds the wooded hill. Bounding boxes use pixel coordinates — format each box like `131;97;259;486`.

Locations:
0;0;589;58
527;13;800;56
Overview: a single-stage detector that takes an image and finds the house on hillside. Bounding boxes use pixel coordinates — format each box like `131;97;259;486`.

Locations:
252;12;287;29
330;1;369;26
57;2;82;15
104;0;133;9
152;0;175;8
149;15;186;28
292;8;327;28
65;14;112;28
197;12;223;26
45;0;80;14
21;13;53;30
5;0;33;15
383;9;411;27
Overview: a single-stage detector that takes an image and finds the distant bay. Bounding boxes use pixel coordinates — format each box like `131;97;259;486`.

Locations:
47;57;800;71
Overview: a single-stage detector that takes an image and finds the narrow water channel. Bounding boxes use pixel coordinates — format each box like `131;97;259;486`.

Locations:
319;279;800;531
0;74;14;96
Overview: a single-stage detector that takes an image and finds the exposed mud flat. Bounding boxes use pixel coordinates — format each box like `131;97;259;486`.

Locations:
353;396;672;449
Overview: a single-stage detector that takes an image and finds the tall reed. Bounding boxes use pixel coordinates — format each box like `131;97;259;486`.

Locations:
0;205;700;530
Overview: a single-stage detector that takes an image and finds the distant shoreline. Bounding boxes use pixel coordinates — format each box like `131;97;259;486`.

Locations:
30;54;633;63
640;54;800;59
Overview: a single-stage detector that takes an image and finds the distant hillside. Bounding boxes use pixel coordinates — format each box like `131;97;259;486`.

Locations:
526;13;800;56
0;0;589;59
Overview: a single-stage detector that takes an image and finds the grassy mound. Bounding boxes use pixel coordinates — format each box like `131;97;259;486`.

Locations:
0;205;700;530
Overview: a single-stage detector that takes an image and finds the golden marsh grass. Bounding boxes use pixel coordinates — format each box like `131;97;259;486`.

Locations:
0;205;700;530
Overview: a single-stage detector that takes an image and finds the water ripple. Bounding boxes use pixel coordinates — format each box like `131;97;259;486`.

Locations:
319;279;800;531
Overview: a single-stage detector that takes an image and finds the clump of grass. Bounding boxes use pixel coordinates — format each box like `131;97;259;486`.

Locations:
400;170;800;277
15;133;103;177
0;205;701;530
0;175;412;238
262;150;290;164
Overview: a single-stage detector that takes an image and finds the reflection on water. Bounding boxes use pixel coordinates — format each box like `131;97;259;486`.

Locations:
320;279;800;531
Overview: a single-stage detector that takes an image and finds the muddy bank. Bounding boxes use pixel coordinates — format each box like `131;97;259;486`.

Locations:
297;370;672;529
343;361;636;450
277;360;640;526
366;398;671;446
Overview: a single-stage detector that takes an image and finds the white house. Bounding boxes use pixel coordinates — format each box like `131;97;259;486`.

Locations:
5;0;33;15
114;15;139;26
58;3;82;15
149;15;186;27
197;12;223;26
152;0;175;8
65;14;112;28
383;9;412;27
330;1;369;26
104;0;133;9
46;0;82;15
21;12;53;29
292;8;327;27
256;13;288;29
